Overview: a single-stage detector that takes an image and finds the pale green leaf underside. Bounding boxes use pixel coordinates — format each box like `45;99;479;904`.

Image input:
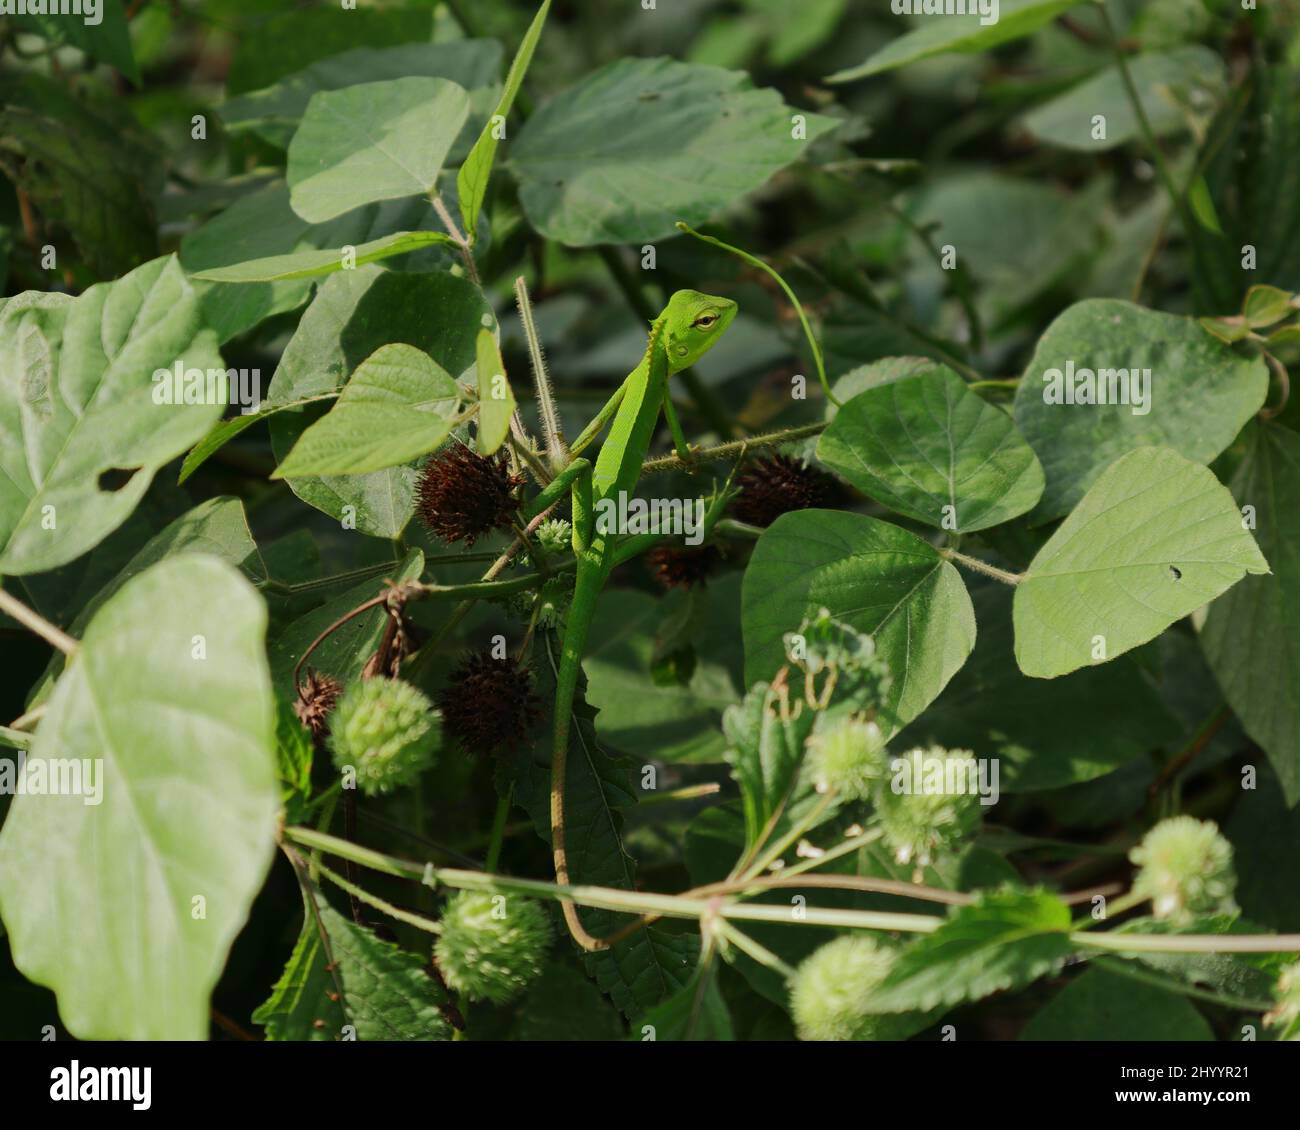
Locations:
0;556;278;1039
742;509;975;729
1201;424;1300;803
274;343;460;477
817;366;1044;531
511;57;838;245
825;0;1084;82
191;230;455;283
870;889;1074;1013
287;76;470;223
1015;446;1269;679
0;256;225;574
256;886;449;1041
220;39;502;151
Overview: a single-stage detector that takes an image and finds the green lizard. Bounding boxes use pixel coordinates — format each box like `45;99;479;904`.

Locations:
523;289;738;949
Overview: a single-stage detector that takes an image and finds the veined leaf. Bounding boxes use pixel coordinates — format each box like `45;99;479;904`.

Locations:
255;883;450;1041
869;889;1074;1013
742;509;975;729
511;57;838;245
287;77;470;223
1020;966;1213;1040
1013;299;1268;522
0;556;278;1039
817;367;1044;532
1014;447;1269;679
273;344;460;478
0;256;224;575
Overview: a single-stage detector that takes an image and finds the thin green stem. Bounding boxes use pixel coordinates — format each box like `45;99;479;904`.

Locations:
676;221;840;407
514;276;568;467
486;784;513;873
717;920;798;980
741;790;837;881
316;861;443;936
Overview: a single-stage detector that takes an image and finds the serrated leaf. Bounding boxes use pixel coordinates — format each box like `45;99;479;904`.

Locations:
511;57;837;245
1201;424;1300;802
500;629;698;1019
266;267;492;537
0;556;278;1039
257;884;450;1041
1022;47;1225;152
221;39;502;150
817;367;1044;532
287;77;470;223
474;329;516;455
742;509;975;729
0;256;224;574
870;889;1073;1013
273;344;460;478
1014;447;1269;679
458;0;551;242
1013;299;1269;522
723;681;817;848
826;0;1083;82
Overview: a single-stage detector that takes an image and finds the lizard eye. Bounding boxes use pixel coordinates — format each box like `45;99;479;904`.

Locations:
693;313;718;329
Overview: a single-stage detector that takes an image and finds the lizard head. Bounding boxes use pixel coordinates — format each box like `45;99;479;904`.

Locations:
662;289;738;373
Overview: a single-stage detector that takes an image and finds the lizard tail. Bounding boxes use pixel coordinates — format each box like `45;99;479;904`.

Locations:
551;560;611;952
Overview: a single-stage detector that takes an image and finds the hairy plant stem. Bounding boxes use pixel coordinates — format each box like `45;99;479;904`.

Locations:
941;548;1023;586
284;826;1300;955
514;276;568;467
676;221;841;407
640;421;826;475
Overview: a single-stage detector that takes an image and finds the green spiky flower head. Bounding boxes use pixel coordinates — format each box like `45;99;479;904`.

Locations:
1130;816;1237;924
805;714;889;800
327;677;438;796
790;935;901;1041
434;890;552;1004
874;745;984;868
535;517;573;558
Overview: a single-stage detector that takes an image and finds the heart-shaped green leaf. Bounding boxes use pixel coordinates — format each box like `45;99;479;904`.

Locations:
1014;447;1269;679
817;367;1044;531
287;77;470;222
0;555;278;1039
273;344;460;478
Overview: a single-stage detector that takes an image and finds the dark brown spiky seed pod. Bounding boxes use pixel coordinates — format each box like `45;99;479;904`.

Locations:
416;446;525;546
645;544;722;590
730;454;842;527
294;670;343;741
438;649;541;756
